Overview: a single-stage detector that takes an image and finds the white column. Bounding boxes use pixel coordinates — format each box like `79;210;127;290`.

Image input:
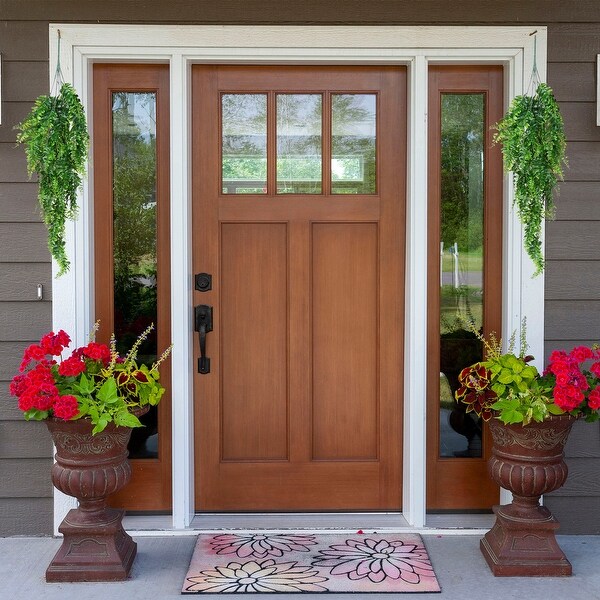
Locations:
403;54;428;528
170;54;195;529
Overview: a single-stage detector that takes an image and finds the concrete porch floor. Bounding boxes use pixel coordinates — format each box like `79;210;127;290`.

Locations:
2;534;599;599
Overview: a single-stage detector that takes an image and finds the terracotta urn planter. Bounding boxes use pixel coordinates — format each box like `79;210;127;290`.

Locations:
45;417;137;582
481;414;576;577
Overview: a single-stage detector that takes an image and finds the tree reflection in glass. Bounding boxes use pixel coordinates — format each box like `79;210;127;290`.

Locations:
112;91;159;459
277;94;322;194
222;94;267;194
331;94;376;194
438;94;485;459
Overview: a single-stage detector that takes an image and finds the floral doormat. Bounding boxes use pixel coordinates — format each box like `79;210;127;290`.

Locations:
182;533;441;594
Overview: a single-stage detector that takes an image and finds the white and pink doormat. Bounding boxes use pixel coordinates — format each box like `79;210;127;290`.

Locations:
182;533;441;594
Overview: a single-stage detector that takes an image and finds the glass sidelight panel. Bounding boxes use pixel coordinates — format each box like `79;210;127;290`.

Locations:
331;94;377;194
112;91;159;459
438;93;485;459
222;94;267;194
276;94;322;193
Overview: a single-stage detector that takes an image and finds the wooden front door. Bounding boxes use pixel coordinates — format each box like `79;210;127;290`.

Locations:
192;66;406;511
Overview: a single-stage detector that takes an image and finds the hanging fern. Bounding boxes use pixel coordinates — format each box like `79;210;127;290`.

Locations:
16;83;89;276
493;82;566;276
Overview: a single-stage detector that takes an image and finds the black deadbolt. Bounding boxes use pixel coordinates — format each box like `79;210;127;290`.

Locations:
195;272;212;292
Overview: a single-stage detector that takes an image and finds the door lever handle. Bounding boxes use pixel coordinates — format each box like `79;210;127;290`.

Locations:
194;304;213;374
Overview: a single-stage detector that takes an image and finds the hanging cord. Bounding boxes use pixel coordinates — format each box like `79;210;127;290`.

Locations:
50;29;65;97
526;30;541;96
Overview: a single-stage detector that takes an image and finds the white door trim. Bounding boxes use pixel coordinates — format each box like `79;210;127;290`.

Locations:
49;24;546;532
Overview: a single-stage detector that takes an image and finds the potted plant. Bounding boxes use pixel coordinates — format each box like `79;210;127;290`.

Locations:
456;326;600;576
9;323;172;582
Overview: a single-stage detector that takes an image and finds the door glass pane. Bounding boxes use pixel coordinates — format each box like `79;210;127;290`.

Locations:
276;94;322;193
439;93;485;458
112;92;159;459
331;94;376;194
222;94;267;194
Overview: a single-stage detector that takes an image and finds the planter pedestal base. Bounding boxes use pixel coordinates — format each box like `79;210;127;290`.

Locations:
480;503;572;577
46;508;136;582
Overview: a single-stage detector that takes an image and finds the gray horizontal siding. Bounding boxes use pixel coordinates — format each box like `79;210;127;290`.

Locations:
0;421;53;458
546;221;599;260
0;459;53;497
1;61;49;102
0;102;35;143
548;62;596;102
0;302;52;340
545;301;600;339
546;262;600;300
0;21;49;61
560;103;600;142
0;183;42;222
0;498;53;536
564;420;600;458
0;387;24;420
543;496;600;534
554;183;600;221
0;342;30;380
0;223;50;262
544;340;599;362
0;143;31;183
0;264;52;301
548;24;600;62
562;142;600;181
549;458;600;496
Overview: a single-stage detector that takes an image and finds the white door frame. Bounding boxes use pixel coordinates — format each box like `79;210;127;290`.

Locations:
49;24;546;532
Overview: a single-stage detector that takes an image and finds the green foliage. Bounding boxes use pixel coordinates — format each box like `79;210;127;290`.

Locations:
491;379;561;426
493;83;566;275
16;83;89;276
441;94;485;253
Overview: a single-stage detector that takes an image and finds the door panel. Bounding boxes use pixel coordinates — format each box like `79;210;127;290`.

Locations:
426;66;503;510
93;64;172;511
312;223;378;461
220;223;289;461
192;65;406;511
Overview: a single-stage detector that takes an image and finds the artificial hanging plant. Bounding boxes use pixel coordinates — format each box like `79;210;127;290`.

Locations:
493;81;567;276
16;82;89;276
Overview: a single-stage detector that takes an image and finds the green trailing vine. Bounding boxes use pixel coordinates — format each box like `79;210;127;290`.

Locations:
493;82;567;275
16;83;89;276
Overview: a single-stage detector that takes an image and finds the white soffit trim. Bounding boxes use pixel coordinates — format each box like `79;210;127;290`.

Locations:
49;24;546;532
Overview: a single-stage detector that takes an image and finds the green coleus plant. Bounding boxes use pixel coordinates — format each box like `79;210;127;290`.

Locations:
493;82;567;276
16;83;89;276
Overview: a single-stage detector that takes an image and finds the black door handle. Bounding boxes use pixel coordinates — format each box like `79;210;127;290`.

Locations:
194;304;213;374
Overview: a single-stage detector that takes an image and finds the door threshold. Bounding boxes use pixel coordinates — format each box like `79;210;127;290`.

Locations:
122;512;493;536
